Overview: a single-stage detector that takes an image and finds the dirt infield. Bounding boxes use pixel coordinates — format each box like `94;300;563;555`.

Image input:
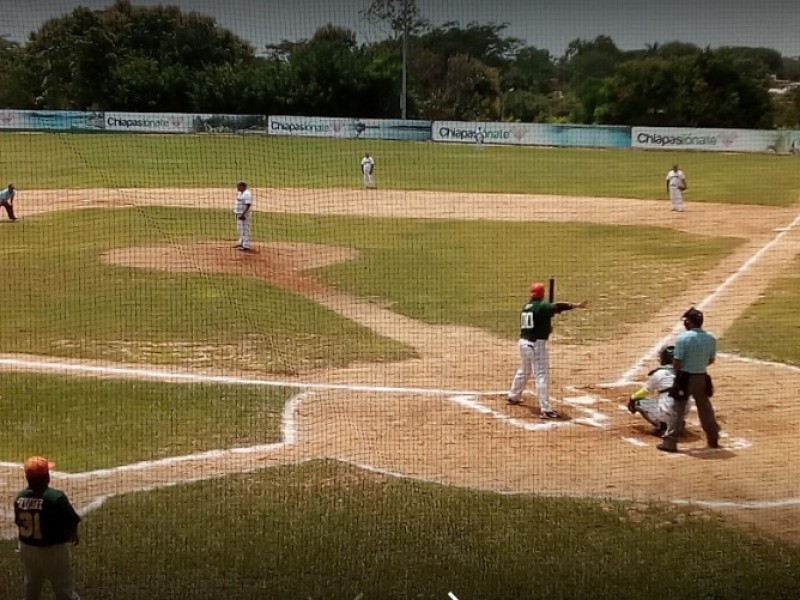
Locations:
2;187;800;543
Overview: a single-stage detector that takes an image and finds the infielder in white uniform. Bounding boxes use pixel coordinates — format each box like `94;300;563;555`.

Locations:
233;180;252;251
627;345;683;436
665;164;687;212
361;153;376;188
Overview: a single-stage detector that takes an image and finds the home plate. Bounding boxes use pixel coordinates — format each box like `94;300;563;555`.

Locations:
773;227;789;232
622;437;648;447
563;395;597;406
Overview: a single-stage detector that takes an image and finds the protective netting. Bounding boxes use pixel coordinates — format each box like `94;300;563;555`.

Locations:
1;1;800;598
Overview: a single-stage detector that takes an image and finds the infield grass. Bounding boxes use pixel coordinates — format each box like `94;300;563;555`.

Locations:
0;207;740;367
0;461;796;599
721;255;800;366
2;133;799;204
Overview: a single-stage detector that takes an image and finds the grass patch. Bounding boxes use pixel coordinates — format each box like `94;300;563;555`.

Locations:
0;207;410;371
0;373;292;471
2;133;799;204
721;255;800;366
310;219;742;342
0;461;796;599
0;208;740;363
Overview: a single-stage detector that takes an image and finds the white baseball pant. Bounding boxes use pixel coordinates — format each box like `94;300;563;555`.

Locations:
508;339;552;412
363;166;374;188
669;187;684;211
236;215;251;249
18;542;80;600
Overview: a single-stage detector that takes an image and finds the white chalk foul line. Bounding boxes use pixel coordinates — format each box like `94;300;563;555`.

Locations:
338;458;800;510
0;356;505;397
613;209;800;386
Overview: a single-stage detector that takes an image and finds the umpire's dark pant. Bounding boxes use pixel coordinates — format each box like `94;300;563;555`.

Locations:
662;374;720;449
0;200;15;220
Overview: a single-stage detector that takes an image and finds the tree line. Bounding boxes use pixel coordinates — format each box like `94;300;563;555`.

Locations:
1;0;800;128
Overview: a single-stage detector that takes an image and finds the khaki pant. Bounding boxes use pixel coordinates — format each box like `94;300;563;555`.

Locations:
18;542;79;600
662;373;720;449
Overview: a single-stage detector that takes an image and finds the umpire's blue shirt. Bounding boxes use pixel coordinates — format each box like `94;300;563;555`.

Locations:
674;328;716;374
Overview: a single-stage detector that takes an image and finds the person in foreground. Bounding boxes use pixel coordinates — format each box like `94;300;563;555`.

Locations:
657;307;721;453
13;456;81;600
507;282;588;419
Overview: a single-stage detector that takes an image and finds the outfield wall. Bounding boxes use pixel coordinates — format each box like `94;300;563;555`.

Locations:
1;109;800;154
266;115;432;141
632;126;800;154
432;121;631;148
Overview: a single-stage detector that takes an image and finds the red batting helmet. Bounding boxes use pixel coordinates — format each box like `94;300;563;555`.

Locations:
530;282;546;299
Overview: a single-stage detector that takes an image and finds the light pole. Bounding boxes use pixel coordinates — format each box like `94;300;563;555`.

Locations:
400;0;409;119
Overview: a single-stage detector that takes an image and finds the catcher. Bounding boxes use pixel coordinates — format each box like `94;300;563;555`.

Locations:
665;164;687;212
627;345;684;436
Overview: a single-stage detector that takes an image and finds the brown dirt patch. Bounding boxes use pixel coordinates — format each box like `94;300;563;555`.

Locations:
2;187;800;545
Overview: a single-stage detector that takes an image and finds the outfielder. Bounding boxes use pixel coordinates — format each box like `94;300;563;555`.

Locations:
14;456;81;600
0;183;17;221
627;345;683;436
361;153;375;188
507;282;588;419
233;180;252;251
475;126;485;150
665;164;687;212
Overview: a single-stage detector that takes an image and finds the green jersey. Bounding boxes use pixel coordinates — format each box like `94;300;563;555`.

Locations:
519;299;574;341
14;486;81;546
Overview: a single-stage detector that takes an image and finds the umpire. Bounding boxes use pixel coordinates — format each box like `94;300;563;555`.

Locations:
13;456;81;600
657;308;721;453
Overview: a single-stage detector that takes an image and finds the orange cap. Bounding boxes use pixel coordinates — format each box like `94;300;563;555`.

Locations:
23;456;54;479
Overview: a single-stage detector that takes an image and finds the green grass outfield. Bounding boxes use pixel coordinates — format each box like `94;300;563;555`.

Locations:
1;462;798;600
2;133;800;204
0;373;291;471
0;207;739;367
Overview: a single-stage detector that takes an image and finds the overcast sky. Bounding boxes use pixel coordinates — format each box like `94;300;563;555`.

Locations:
1;0;798;58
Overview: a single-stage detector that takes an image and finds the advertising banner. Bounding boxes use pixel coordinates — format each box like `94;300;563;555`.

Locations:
268;115;431;141
432;121;631;148
0;110;105;131
104;112;198;133
632;127;800;154
192;114;268;134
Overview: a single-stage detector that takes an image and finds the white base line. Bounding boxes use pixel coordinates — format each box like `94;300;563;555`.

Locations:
0;356;505;397
337;458;800;510
613;209;800;386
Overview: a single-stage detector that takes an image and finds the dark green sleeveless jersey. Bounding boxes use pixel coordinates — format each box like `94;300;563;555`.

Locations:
519;300;555;341
14;486;81;546
519;300;575;341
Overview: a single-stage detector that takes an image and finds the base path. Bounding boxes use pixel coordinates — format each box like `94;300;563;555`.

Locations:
2;187;800;543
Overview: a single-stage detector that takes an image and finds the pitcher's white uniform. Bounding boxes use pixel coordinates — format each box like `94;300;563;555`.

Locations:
665;166;686;212
361;154;375;188
234;182;252;250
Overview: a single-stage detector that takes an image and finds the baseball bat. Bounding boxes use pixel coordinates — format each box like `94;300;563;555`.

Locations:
548;276;555;302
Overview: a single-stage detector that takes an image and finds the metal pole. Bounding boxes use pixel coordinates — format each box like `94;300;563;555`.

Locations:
401;0;408;119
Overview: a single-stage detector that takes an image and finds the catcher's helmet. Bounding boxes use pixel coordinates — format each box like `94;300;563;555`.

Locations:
659;345;675;365
530;282;546;300
682;307;704;328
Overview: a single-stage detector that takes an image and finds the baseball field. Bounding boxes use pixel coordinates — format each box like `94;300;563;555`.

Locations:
1;133;800;598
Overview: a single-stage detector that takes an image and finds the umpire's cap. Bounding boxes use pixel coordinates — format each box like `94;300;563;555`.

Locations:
24;456;54;480
7;183;14;190
682;307;704;327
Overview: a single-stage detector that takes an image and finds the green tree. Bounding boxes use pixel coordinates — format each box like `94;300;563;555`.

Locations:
423;53;500;120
